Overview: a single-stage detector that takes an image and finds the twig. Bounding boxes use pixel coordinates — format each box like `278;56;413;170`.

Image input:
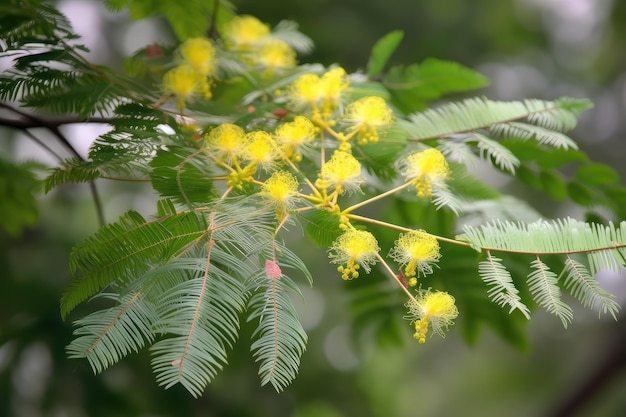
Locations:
0;103;107;226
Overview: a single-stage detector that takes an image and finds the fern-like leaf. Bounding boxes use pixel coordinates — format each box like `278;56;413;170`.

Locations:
66;291;158;373
562;257;620;319
491;122;577;149
458;218;626;258
151;259;246;398
61;210;207;319
478;253;530;318
527;258;573;327
248;269;307;392
405;97;591;146
470;133;520;173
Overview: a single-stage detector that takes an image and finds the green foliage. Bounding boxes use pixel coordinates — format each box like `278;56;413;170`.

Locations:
459;218;624;324
384;58;490;113
2;0;624;399
0;157;41;236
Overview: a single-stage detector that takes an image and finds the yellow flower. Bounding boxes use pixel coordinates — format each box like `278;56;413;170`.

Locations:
261;171;300;211
317;150;364;195
274;116;317;161
343;96;394;145
406;288;458;344
243;131;280;169
389;230;441;284
223;15;270;50
288;67;349;118
162;64;211;109
399;148;450;198
328;229;380;280
179;37;216;76
204;123;247;162
256;39;297;70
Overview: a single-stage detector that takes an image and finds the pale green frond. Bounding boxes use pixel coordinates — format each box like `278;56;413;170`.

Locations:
437;140;480;167
151;263;246;398
527;259;573;327
562;257;620;319
478;253;530;318
527;97;593;131
405;97;589;141
272;20;314;54
62;210;208;319
66;291;158;374
458;218;626;258
490;122;577;149
431;182;464;215
470;133;520;173
248;272;307;392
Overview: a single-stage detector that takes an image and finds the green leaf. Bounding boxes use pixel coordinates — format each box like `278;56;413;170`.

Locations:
61;209;207;319
248;272;307;392
539;170;567;200
302;209;341;247
516;165;542;190
150;146;217;206
470;133;520;174
356;132;405;181
478;253;530;318
367;30;404;78
527;259;573;327
562;257;620;319
67;291;159;374
151;262;246;398
0;157;40;236
567;181;594;206
405;97;587;141
385;59;489;113
575;163;620;185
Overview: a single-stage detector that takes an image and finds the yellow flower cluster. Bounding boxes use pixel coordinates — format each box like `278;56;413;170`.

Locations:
162;37;216;110
343;96;394;145
222;15;297;71
406;288;458;344
274;115;317;162
399;148;450;198
328;229;380;280
389;230;441;286
316;151;364;195
288;67;349;120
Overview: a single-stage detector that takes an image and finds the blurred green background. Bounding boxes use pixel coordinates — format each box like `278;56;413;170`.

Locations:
2;0;626;416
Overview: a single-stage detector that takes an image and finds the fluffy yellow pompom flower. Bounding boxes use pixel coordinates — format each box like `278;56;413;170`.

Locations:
317;151;364;195
343;96;394;145
204;123;247;162
406;288;458;344
223;15;270;50
243;131;280;169
179;37;216;76
328;229;380;280
399;148;450;198
274;116;317;161
162;64;210;110
256;39;297;70
288;67;349;118
389;230;441;286
261;171;300;211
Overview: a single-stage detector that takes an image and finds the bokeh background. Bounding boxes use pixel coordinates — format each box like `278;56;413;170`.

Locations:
2;0;626;416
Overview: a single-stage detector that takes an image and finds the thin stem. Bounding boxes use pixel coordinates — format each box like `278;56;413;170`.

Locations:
0;103;106;226
346;213;471;246
375;253;416;301
342;181;413;214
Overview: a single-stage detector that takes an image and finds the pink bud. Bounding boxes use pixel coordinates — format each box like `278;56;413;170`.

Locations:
265;259;282;279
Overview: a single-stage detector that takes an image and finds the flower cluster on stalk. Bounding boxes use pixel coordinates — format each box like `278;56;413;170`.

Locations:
158;13;458;343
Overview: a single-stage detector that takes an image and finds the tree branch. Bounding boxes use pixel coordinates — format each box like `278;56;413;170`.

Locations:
0;102;107;226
